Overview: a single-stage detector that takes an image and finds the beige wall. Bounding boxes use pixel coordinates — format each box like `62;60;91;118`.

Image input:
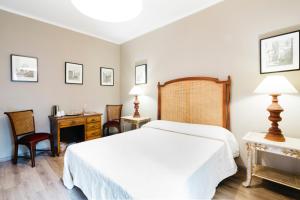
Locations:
121;0;300;172
0;10;120;161
1;0;300;172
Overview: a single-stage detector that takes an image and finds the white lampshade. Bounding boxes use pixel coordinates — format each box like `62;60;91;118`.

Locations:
129;86;143;96
254;75;298;95
71;0;143;23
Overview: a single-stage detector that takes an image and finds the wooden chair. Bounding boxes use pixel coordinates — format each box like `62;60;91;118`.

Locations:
103;105;123;136
4;110;54;167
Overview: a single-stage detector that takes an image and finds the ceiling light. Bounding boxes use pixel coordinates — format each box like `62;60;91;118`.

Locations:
71;0;143;23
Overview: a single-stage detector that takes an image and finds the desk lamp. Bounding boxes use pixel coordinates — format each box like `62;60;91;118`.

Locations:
254;75;298;142
129;86;143;118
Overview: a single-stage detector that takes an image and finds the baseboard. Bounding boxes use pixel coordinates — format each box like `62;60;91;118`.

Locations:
0;155;12;162
0;146;51;163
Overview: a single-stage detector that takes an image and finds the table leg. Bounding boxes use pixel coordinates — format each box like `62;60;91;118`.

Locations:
122;119;125;132
51;122;59;156
136;123;140;129
243;143;253;187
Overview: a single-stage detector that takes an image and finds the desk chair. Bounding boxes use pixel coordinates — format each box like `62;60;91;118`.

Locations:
4;110;54;167
103;105;123;136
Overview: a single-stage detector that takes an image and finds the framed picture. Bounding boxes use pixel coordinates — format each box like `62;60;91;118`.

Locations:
100;67;114;86
11;54;38;82
260;31;300;74
135;64;147;85
65;62;83;84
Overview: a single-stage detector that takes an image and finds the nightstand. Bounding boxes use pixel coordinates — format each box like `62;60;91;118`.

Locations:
121;116;151;132
243;132;300;190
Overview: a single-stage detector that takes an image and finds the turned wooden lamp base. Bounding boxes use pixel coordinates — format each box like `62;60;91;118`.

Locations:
265;94;285;142
265;132;285;142
133;95;140;118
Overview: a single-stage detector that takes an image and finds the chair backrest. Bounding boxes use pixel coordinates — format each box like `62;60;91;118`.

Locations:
106;105;123;122
4;110;35;137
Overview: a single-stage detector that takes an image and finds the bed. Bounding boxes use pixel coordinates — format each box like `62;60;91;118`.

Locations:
63;76;239;200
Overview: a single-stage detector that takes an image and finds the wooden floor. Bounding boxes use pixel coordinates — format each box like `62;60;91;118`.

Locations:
0;154;299;200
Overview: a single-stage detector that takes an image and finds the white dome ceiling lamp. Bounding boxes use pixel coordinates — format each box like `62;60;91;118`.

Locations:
71;0;143;23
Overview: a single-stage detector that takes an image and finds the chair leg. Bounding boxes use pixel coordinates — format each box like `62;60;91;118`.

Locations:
103;125;110;137
102;125;106;137
105;128;108;136
117;125;121;133
107;127;111;136
13;143;19;164
104;127;107;137
29;145;36;168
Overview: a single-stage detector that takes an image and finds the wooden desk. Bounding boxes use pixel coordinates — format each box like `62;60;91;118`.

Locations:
49;113;102;156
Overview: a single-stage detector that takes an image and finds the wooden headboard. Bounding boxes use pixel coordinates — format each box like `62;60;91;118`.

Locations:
157;76;231;130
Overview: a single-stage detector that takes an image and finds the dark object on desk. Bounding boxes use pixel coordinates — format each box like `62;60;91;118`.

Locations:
103;105;123;136
51;105;59;116
4;110;54;167
65;113;81;116
49;113;102;156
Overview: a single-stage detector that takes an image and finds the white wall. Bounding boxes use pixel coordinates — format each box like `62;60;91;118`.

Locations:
120;0;300;172
0;10;120;161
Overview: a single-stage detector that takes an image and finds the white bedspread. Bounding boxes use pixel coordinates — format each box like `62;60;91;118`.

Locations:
63;120;238;200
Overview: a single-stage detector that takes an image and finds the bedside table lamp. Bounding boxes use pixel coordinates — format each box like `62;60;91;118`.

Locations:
254;75;298;142
129;86;143;118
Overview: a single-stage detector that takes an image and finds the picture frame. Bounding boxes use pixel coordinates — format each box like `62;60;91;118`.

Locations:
260;31;300;74
65;62;83;84
11;54;38;82
135;64;147;85
100;67;114;86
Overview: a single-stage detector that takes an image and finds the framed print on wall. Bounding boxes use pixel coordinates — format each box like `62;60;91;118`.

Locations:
260;31;300;74
65;62;83;84
100;67;114;86
135;64;147;85
11;54;38;82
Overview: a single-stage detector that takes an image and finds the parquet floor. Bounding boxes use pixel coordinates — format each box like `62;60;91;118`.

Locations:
0;154;299;200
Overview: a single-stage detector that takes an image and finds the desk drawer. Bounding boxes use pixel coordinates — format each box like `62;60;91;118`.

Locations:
86;122;101;131
86;129;101;139
59;118;85;128
87;116;101;123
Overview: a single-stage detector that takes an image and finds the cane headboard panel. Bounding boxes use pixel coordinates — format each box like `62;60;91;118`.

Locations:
157;76;231;129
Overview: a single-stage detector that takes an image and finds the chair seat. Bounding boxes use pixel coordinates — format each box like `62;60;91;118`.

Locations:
104;120;120;127
19;133;51;145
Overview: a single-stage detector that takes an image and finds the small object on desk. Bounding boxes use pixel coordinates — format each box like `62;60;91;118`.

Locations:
51;105;59;116
65;114;80;116
121;116;151;132
242;132;300;190
56;110;65;117
82;103;87;114
83;112;98;116
65;112;81;116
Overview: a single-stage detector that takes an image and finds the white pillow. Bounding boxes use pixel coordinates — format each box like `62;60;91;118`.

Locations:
143;120;239;158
